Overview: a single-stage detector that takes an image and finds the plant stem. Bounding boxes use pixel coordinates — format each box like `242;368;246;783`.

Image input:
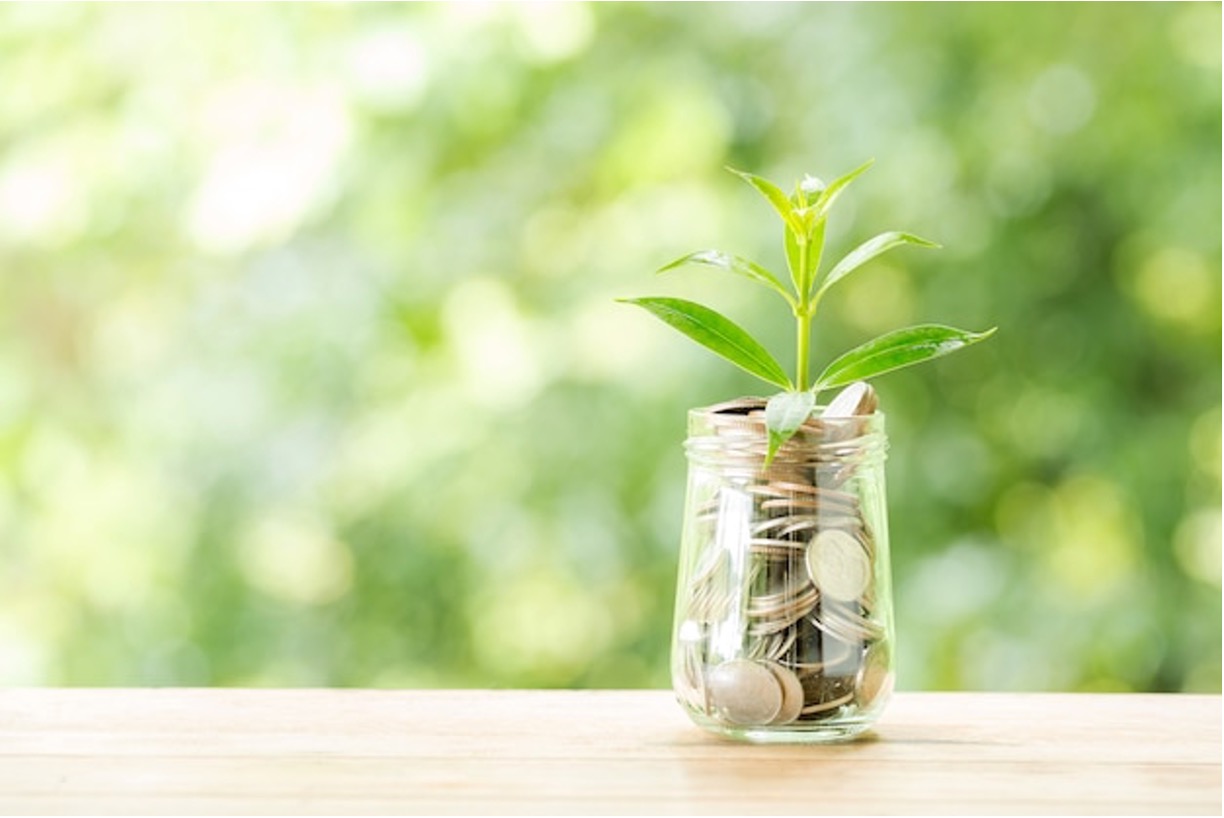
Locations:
796;309;811;391
795;238;811;390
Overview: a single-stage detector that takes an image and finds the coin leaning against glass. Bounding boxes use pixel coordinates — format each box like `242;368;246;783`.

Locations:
764;662;805;725
706;659;783;726
855;642;893;708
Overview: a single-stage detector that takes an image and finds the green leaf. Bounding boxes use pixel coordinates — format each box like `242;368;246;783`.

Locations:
814;159;874;219
790;181;807;209
814;231;939;302
764;390;815;465
619;296;792;389
726;167;802;234
659;250;795;308
813;324;997;391
784;228;803;294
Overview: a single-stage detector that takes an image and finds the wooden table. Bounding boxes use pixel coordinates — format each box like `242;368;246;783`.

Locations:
0;690;1218;815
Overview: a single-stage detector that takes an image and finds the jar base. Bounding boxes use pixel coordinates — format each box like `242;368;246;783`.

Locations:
680;699;887;744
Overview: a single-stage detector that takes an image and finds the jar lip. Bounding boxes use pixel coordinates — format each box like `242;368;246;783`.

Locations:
687;396;887;422
685;397;887;459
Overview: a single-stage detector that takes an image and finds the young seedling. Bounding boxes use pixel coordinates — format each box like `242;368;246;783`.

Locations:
621;160;995;463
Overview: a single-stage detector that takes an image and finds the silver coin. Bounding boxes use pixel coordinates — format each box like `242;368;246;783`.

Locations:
825;381;879;418
751;514;816;536
707;659;783;726
768;626;798;661
753;492;861;511
769;480;820;496
775;517;824;538
688;543;727;588
822;381;873;418
747;585;818;621
765;662;805;725
806;529;872;602
855;642;892;708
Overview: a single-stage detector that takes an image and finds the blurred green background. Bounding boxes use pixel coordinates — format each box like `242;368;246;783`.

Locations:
0;3;1219;692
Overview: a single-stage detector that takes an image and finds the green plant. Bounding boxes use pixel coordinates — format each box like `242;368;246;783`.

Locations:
621;161;996;460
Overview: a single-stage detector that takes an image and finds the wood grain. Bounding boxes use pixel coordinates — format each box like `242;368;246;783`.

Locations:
0;690;1217;815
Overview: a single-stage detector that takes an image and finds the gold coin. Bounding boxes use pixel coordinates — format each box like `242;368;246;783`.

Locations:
707;659;783;726
806;529;871;602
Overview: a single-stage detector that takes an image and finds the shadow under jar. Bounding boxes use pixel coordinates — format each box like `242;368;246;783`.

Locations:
671;398;895;743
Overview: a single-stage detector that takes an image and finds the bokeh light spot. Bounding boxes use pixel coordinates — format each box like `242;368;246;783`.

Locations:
1027;63;1096;134
1044;474;1142;598
1173;508;1222;587
511;2;594;64
471;571;612;682
838;263;915;335
238;512;354;606
1128;247;1219;334
441;277;546;409
188;81;351;253
347;26;430;112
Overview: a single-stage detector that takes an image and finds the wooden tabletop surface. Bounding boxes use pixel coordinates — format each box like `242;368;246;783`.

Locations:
0;689;1218;815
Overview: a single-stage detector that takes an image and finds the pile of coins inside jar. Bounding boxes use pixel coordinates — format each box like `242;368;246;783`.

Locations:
675;381;892;729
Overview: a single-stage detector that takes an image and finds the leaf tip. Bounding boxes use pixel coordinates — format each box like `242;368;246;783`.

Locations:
763;437;781;468
655;255;687;275
846;157;876;177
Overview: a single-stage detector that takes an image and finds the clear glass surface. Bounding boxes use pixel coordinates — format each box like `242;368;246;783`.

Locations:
671;399;895;743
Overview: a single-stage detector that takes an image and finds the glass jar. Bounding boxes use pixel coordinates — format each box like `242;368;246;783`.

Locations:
670;397;895;743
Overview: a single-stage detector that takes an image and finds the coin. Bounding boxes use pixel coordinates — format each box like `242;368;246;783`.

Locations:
752;513;826;536
707;659;783;726
855;643;893;708
705;396;768;416
748;629;795;662
822;601;884;642
688;543;727;588
770;480;820;496
822;381;877;418
768;627;798;661
806;529;871;602
765;662;805;725
760;491;860;514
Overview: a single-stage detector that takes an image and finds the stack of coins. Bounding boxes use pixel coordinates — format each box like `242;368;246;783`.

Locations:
676;382;892;729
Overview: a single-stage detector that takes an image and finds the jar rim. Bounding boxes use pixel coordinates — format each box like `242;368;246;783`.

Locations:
686;397;886;426
684;397;887;465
